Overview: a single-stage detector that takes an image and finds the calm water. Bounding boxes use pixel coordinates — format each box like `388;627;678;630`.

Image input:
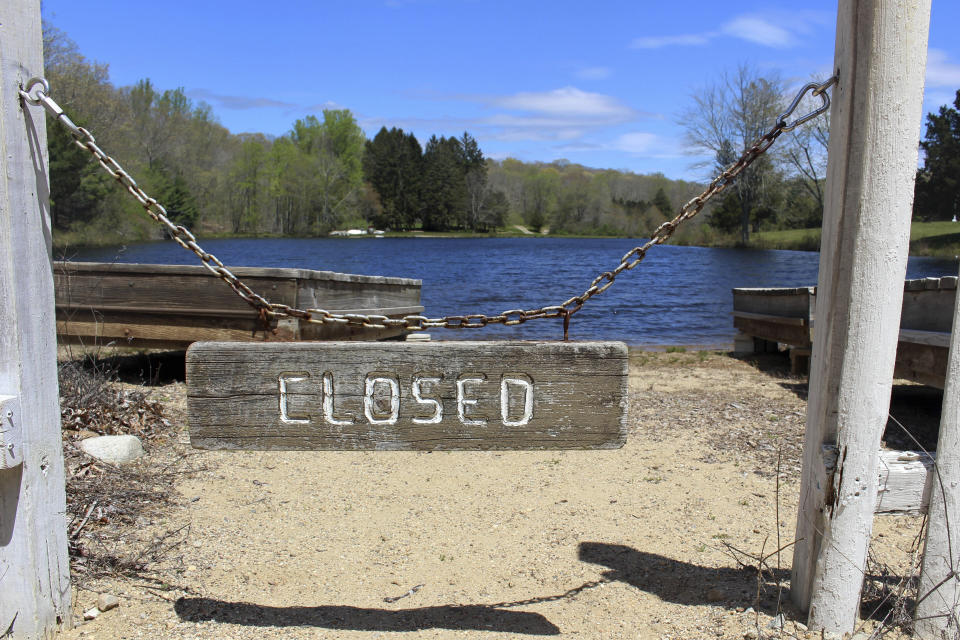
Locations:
68;237;958;347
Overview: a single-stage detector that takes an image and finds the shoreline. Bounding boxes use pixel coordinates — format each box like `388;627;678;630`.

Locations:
53;221;960;259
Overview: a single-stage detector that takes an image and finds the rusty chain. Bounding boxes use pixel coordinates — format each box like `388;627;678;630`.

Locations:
19;76;836;334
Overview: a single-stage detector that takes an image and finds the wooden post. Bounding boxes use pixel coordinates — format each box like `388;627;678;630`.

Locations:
915;265;960;638
0;1;73;637
791;0;930;633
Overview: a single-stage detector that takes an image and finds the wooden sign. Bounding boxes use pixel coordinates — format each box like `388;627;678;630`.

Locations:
187;341;628;451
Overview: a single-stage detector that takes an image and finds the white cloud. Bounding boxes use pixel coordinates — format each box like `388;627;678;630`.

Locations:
303;100;347;113
631;11;828;51
575;66;613;80
721;15;796;48
630;34;711;49
362;87;654;148
615;132;660;154
188;89;296;110
492;87;636;121
490;127;586;142
926;49;960;88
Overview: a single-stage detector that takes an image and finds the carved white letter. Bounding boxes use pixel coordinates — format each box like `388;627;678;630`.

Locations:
501;376;533;426
364;375;400;425
278;372;310;424
322;372;353;425
412;376;442;424
457;376;486;426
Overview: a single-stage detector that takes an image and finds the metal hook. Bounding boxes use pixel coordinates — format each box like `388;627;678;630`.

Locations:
778;76;837;133
19;77;49;105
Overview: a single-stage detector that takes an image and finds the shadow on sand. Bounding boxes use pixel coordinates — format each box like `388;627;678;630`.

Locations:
173;542;793;635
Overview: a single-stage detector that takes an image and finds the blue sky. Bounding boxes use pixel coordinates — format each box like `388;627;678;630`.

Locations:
42;1;960;181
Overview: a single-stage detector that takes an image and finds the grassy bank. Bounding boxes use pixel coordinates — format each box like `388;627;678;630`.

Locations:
750;221;960;258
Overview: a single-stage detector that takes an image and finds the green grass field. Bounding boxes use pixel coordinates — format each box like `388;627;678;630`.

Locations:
752;221;960;258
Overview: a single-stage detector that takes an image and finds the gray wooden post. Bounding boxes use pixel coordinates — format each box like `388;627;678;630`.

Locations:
0;0;73;636
915;266;960;638
791;0;931;633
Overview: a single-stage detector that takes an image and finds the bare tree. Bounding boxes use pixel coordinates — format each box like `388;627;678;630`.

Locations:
784;103;830;218
682;64;785;243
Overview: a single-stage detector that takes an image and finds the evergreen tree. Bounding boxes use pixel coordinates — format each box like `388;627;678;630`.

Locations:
421;136;467;231
652;187;673;216
363;127;423;230
914;90;960;221
460;132;487;230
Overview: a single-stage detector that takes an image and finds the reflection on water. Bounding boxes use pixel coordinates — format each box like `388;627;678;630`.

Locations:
67;237;958;346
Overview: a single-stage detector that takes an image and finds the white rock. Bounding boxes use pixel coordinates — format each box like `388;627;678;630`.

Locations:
83;607;99;620
79;435;144;464
97;593;119;611
767;613;785;629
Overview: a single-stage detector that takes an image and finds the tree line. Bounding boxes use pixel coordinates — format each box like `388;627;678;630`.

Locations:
42;25;706;246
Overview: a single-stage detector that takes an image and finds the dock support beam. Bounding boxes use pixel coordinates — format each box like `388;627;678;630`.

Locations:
791;0;930;633
0;1;73;637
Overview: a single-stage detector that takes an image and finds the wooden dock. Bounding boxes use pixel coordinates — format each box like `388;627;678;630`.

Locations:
54;261;424;349
733;276;957;387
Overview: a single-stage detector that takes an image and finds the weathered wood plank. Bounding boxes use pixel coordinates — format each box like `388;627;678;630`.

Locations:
893;339;949;389
54;261;423;316
187;341;628;451
732;315;812;348
0;1;72;633
731;311;807;327
875;450;934;515
732;287;815;318
54;262;300;314
901;286;956;333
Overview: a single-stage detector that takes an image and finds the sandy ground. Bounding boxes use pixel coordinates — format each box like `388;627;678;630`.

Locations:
58;349;933;640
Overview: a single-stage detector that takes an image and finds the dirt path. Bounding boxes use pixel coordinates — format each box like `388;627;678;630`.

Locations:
61;350;926;639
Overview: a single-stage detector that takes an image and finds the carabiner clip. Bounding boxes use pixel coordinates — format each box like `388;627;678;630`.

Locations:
778;76;837;132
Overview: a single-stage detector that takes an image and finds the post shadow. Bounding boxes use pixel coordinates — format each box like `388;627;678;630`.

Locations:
577;541;789;607
173;599;561;635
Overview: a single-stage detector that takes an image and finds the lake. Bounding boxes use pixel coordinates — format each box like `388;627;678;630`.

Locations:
67;237;958;347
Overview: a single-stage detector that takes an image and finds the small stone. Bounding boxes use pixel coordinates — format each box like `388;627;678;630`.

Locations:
766;613;785;629
743;607;755;615
97;593;119;612
79;435;144;465
706;587;725;602
743;630;758;639
83;607;99;620
823;633;843;640
795;621;808;632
